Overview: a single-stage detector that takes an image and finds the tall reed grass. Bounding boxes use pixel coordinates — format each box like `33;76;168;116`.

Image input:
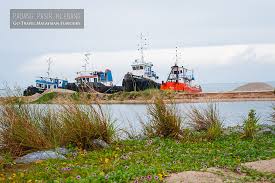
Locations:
271;104;275;123
59;104;116;149
142;97;183;139
186;103;223;140
242;109;259;138
0;105;58;156
0;104;116;157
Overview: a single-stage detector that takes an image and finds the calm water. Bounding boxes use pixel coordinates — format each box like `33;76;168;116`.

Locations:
97;101;275;132
1;101;274;132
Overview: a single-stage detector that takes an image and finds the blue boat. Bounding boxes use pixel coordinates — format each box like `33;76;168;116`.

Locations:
23;58;69;96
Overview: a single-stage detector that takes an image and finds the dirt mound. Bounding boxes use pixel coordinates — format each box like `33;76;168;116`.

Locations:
43;89;76;94
242;159;275;173
165;171;223;183
233;82;274;92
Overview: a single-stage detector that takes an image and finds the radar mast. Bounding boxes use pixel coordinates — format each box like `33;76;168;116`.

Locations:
138;33;147;63
46;57;53;78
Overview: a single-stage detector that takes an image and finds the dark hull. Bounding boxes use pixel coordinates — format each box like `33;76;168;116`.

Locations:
23;86;44;96
122;73;160;92
68;83;123;94
23;83;122;96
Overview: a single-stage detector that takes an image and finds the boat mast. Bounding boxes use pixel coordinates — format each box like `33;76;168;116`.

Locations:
82;53;91;72
175;46;178;66
175;47;179;82
46;57;52;78
138;33;147;63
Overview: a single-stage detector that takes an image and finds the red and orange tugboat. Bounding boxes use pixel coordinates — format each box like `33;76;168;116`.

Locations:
160;48;202;93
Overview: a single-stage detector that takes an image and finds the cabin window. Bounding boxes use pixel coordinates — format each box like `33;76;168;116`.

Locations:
94;78;97;82
140;66;144;70
132;66;137;70
54;85;57;89
174;71;178;74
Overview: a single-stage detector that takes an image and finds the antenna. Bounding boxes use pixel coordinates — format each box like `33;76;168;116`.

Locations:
82;52;91;72
138;33;147;63
46;57;53;78
175;46;178;66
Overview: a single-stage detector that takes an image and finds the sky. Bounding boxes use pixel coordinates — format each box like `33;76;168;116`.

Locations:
0;0;275;89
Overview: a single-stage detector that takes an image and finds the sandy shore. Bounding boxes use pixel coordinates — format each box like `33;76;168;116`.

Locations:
95;90;275;104
0;90;274;104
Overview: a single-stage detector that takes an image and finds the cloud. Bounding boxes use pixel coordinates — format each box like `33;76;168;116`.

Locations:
20;44;275;85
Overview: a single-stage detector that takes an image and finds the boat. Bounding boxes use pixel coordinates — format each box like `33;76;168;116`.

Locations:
122;34;160;91
160;47;202;93
23;58;68;96
71;53;123;93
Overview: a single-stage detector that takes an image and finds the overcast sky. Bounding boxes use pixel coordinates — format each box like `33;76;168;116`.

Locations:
1;0;275;88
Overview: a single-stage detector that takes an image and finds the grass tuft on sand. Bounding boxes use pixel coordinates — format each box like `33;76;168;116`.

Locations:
186;103;223;140
0;103;117;157
142;97;183;139
242;109;260;138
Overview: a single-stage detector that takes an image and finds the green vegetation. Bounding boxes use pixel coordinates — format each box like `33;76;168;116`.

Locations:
105;89;177;101
70;92;80;101
0;105;58;156
186;104;223;140
60;105;117;149
242;109;260;138
32;92;58;104
0;134;274;182
271;104;275;123
0;98;275;182
142;98;183;139
0;104;116;157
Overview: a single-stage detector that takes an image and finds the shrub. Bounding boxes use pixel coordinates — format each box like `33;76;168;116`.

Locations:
186;103;223;140
87;93;92;100
71;92;80;101
242;109;259;138
271;104;275;123
0;105;60;156
142;97;183;139
0;103;117;157
33;92;57;104
59;104;117;149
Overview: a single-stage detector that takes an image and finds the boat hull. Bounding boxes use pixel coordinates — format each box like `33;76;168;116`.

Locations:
122;73;160;92
160;82;202;93
72;83;123;94
23;86;44;96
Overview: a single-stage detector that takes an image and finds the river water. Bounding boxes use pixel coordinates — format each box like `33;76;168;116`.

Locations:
100;101;274;131
0;101;274;132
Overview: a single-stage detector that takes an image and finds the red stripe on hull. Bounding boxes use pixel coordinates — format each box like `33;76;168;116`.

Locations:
160;82;202;93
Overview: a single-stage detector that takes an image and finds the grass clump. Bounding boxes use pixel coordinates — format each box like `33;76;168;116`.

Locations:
187;103;223;140
0;103;116;157
242;109;260;138
70;92;80;101
59;105;117;149
33;92;57;104
0;105;60;157
270;104;275;123
142;97;183;139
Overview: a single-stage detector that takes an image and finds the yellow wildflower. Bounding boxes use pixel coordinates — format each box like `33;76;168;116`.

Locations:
158;173;163;180
104;158;109;163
